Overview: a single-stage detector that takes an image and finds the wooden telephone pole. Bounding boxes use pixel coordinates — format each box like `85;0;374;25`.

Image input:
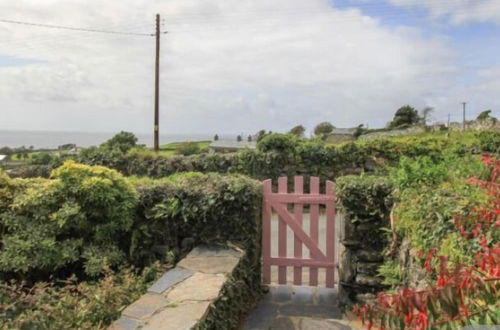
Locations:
154;14;160;151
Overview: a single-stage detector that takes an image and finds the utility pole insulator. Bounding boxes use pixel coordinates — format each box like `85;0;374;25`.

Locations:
154;14;161;151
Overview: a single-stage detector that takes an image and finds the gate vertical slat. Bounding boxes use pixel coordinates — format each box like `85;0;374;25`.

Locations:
293;176;304;285
325;181;336;288
277;177;288;285
309;176;320;286
262;179;272;284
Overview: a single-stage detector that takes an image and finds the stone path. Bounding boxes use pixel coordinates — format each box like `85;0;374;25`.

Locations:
240;285;363;330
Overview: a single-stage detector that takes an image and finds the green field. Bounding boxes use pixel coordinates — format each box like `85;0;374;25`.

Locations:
157;141;211;157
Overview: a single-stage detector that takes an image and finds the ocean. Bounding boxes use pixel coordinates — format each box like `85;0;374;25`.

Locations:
0;130;219;149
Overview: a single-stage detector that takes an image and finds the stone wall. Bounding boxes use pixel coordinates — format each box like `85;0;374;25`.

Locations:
338;216;388;305
336;175;393;305
110;245;248;330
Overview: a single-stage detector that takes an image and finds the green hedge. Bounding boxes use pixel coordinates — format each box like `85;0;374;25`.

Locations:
75;131;499;183
129;172;262;266
9;131;500;182
0;163;263;328
337;175;394;225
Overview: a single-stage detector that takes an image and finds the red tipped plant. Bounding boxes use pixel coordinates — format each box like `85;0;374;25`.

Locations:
354;155;500;329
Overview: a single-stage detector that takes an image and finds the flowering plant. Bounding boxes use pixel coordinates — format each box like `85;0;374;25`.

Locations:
354;155;500;329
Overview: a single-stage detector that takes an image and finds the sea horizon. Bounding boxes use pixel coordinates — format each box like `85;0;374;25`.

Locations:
0;129;234;149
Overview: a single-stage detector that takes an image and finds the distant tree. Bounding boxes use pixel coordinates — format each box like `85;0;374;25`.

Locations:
477;110;497;122
58;144;77;150
420;107;434;126
314;122;335;139
237;135;243;142
288;125;306;137
353;124;365;138
102;131;138;153
214;134;219;141
0;147;13;156
248;135;253;142
29;146;34;151
256;130;267;142
389;105;420;129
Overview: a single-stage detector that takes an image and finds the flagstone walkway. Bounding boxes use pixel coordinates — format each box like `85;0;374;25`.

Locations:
240;285;363;330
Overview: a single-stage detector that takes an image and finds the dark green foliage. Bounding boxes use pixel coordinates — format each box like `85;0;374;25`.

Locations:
129;173;262;266
0;166;263;328
175;142;201;156
257;133;299;155
314;121;335;138
77;145;129;172
101;131;138;153
0;161;138;279
476;110;496;122
476;130;500;153
388;105;420;129
337;175;394;224
288;125;306;137
0;147;13;156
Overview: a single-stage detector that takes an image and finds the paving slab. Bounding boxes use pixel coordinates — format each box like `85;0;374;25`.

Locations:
142;301;210;330
108;316;142;330
299;318;352;330
241;303;279;330
148;267;194;294
166;272;225;302
122;293;168;320
178;256;240;274
240;285;350;330
189;245;244;258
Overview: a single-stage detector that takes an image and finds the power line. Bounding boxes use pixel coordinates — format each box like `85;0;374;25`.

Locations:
0;18;154;37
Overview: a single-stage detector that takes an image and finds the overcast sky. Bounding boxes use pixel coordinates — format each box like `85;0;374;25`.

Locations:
0;0;499;135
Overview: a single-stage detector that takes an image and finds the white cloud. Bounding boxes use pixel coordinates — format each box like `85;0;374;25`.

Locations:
0;0;494;136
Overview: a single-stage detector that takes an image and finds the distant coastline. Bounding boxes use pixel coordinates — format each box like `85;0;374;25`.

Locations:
0;130;225;149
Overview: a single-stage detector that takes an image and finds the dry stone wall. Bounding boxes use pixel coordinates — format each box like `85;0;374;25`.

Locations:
336;175;393;305
110;245;245;330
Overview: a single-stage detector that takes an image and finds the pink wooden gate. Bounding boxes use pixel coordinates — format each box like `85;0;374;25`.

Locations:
262;176;336;288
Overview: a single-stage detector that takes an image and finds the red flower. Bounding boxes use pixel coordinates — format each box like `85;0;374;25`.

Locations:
414;311;429;330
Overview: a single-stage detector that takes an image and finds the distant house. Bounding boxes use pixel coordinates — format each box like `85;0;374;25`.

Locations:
0;155;7;165
208;140;257;153
326;128;357;143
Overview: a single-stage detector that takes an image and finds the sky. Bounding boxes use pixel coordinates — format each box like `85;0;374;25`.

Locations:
0;0;499;135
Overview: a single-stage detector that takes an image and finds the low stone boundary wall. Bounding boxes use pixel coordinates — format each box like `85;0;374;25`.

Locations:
336;175;393;305
110;245;245;330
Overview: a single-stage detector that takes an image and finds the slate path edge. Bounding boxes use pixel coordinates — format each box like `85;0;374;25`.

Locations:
109;245;244;330
241;285;365;330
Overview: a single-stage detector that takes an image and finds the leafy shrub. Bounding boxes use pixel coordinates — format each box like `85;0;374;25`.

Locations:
0;161;138;279
77;145;129;173
101;131;138;153
393;157;487;255
176;142;201;156
354;156;500;329
337;175;394;224
129;173;262;266
378;260;402;286
0;263;165;329
257;133;299;155
476;131;500;153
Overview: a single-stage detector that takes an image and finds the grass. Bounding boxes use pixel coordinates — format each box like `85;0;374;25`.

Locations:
10;150;67;162
157;141;211;157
